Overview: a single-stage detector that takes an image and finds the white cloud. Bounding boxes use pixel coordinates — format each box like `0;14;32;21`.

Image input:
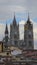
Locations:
19;20;25;24
19;20;25;40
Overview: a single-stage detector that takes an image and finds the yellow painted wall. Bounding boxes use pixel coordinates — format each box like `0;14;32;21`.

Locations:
0;44;2;52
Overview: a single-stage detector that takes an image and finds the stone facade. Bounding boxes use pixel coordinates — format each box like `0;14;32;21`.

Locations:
10;15;19;46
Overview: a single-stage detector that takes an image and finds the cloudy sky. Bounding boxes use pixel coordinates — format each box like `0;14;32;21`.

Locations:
0;0;37;49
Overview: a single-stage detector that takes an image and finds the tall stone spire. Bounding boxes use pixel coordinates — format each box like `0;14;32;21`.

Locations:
5;23;9;48
28;13;30;20
5;23;8;34
27;13;31;24
13;12;17;26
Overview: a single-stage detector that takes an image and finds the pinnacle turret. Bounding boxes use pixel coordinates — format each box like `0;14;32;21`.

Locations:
5;23;8;34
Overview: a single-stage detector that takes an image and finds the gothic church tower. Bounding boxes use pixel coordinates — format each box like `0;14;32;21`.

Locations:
24;14;34;49
10;14;19;46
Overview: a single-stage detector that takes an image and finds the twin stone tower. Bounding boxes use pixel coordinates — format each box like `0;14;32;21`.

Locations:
3;14;34;50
